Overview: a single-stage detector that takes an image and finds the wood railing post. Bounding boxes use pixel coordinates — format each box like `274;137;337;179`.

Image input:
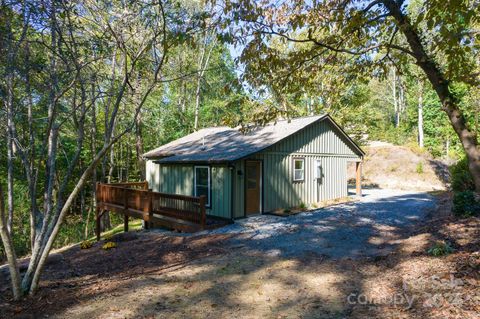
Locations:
95;182;101;204
95;207;101;241
123;188;129;233
199;195;206;229
146;190;153;229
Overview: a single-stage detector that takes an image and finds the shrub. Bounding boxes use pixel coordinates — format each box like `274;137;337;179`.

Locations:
428;241;454;257
102;241;117;250
450;157;475;192
80;240;93;250
416;162;424;174
299;203;307;210
452;191;480;217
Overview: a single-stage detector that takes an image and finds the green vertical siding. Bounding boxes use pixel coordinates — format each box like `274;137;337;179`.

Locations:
267;119;359;156
210;166;232;219
146;118;362;220
159;164;194;196
247;153;350;211
144;161;232;219
232;161;245;218
233;119;361;215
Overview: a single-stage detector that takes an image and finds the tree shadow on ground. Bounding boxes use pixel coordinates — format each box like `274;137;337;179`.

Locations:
3;192;476;318
427;159;451;187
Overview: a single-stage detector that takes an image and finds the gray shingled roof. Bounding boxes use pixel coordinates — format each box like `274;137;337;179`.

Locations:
143;114;362;163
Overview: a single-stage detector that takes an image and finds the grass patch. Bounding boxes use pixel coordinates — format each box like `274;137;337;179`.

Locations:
416;161;424;174
88;219;143;242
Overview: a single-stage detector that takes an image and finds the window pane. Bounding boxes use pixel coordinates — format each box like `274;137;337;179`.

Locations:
294;170;304;181
247;178;256;189
195;167;210;206
294;159;303;169
196;167;208;186
196;185;208;198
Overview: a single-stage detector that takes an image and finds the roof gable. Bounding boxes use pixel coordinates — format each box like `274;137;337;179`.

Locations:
143;114;364;163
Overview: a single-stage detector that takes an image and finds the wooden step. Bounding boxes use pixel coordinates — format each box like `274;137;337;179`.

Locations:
151;213;202;232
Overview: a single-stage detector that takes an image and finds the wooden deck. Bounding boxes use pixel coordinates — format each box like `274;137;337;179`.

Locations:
95;182;230;240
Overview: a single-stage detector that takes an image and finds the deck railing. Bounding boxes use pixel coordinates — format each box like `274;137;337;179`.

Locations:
96;182;206;238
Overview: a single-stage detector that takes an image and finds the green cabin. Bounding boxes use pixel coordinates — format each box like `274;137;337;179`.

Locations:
143;114;365;220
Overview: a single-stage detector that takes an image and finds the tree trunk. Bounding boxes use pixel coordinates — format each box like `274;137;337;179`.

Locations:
0;185;21;300
418;81;424;148
135;108;145;180
194;32;216;131
6;69;15;235
384;0;480;193
25;42;37;249
5;5;15;235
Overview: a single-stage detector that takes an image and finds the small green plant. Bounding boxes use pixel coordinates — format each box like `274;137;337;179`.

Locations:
102;241;117;250
416;162;424;174
450;157;475;192
103;233;113;241
80;240;93;250
299;203;306;210
283;208;291;214
452;191;480;217
427;241;454;256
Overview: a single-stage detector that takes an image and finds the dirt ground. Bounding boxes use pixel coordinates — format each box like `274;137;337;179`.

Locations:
348;141;450;191
0;192;479;319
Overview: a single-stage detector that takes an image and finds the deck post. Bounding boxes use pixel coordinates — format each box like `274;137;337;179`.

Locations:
124;214;129;233
199;195;206;230
355;161;362;197
95;207;101;241
123;188;129;232
147;190;153;229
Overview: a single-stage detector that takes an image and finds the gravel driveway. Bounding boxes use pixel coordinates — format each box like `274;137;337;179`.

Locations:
209;188;437;259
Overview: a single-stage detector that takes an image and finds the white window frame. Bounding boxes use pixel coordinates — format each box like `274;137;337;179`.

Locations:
194;166;211;207
292;158;305;182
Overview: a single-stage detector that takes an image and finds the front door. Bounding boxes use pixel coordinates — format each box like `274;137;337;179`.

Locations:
245;161;261;215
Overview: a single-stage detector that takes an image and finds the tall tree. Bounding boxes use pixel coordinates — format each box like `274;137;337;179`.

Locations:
0;0;189;298
220;0;480;192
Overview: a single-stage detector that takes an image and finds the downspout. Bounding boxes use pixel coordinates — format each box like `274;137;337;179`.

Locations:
229;163;235;221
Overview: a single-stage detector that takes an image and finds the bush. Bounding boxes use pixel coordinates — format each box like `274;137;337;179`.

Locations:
450;157;475;192
416;162;424;174
427;241;454;256
80;240;93;250
452;191;480;217
102;241;117;250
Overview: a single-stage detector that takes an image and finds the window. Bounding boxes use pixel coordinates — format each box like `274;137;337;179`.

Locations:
315;160;322;179
194;166;210;207
293;158;305;181
247;166;257;189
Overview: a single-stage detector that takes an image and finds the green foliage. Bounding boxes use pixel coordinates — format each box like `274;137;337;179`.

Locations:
450;157;475;192
427;241;454;257
452;191;480;217
416;162;424;174
299;203;306;210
